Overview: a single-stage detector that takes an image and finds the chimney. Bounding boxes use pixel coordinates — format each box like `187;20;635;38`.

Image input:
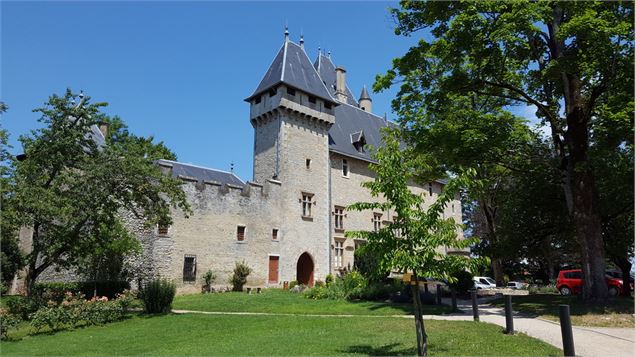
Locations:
335;67;348;103
98;122;109;138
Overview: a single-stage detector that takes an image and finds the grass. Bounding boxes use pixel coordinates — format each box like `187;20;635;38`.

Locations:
172;289;452;316
491;293;635;327
1;313;561;356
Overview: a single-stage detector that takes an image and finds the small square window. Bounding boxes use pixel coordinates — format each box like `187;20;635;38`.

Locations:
308;96;316;104
272;229;278;240
306;158;311;169
268;88;277;97
334;206;345;230
237;226;246;241
255;96;262;104
325;102;332;110
287;87;296;96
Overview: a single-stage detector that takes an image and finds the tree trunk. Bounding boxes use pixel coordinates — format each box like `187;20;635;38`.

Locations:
411;274;428;357
565;83;608;302
492;259;504;286
614;257;632;297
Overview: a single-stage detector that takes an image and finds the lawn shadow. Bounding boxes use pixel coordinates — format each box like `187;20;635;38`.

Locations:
341;343;417;356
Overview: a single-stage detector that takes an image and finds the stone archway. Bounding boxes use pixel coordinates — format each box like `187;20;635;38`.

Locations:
296;252;314;287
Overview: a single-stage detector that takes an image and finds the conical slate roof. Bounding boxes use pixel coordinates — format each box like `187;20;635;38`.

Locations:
359;85;371;101
313;53;359;106
246;40;336;104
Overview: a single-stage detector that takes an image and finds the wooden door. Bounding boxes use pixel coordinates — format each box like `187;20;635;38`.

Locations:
268;256;279;283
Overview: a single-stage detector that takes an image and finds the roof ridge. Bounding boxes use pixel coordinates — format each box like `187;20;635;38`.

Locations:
281;40;288;82
158;159;245;183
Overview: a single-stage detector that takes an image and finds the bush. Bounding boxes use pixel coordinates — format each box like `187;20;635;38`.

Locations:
33;281;130;301
33;282;80;304
202;270;217;286
5;296;40;320
449;270;474;295
314;280;325;288
79;281;130;299
289;281;299;289
353;245;389;282
325;274;334;286
0;281;7;296
140;279;176;314
0;312;21;340
230;261;252;292
360;281;403;301
303;271;368;301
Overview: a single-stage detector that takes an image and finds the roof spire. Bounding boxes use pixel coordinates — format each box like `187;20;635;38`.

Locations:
359;85;371;101
327;50;331;58
299;35;304;49
284;26;289;41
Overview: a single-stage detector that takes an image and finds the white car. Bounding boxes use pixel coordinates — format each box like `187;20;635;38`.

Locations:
473;276;497;289
507;281;526;289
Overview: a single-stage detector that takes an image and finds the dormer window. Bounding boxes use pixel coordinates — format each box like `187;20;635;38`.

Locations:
287;87;296;96
268;88;277;97
351;131;366;153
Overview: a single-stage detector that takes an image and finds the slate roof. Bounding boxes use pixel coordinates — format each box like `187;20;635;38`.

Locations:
156;159;245;187
246;41;337;104
313;54;359;107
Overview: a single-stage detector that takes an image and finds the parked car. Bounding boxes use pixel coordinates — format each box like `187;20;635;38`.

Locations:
556;269;624;296
507;281;527;289
473;276;497;289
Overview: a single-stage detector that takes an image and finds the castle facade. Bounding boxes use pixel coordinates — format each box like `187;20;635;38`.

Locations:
130;34;467;293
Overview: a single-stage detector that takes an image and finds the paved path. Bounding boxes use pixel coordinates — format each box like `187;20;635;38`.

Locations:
442;297;635;357
174;298;635;357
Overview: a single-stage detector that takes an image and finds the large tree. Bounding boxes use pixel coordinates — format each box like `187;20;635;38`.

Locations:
5;90;191;295
376;0;634;301
347;130;482;357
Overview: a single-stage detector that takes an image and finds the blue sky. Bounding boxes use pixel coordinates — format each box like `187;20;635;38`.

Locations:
1;1;537;180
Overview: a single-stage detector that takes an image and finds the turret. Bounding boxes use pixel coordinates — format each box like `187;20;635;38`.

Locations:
359;85;372;113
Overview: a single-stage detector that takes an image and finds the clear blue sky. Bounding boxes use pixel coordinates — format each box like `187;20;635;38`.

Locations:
1;1;535;181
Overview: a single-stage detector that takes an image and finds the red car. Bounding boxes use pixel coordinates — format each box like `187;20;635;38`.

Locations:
556;269;624;296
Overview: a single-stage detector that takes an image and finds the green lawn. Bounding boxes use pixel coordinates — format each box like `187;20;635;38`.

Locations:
172;289;450;316
1;313;561;356
491;294;635;327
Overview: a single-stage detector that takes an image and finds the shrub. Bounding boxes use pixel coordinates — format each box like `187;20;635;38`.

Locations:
29;305;68;332
78;281;130;299
449;270;474;295
528;284;558;295
341;270;368;299
360;281;402;301
33;281;130;301
0;312;21;340
314;280;325;288
202;270;217;287
230;261;252;292
33;282;80;304
353;246;389;282
289;281;299;289
325;274;334;286
140;279;176;314
303;271;369;301
0;281;7;296
5;296;40;320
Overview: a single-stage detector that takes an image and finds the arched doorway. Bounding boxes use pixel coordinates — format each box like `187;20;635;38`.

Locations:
296;252;314;286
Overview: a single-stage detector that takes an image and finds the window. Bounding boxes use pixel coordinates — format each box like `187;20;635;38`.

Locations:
272;229;278;240
325;102;332;110
255;96;262;104
308;96;316;104
373;213;382;232
183;255;196;282
306;158;311;169
334;206;345;230
158;223;169;236
287;87;296;96
268;88;277;97
342;159;349;177
237;226;246;241
302;193;313;217
428;183;433;196
334;240;344;268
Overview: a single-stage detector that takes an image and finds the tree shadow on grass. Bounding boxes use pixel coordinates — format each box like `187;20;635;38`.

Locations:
341;343;418;356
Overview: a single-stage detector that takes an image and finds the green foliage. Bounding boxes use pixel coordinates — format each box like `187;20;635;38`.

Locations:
229;261;252;292
0;312;20;340
324;274;334;286
288;281;298;289
32;281;130;302
4;89;191;295
449;270;474;296
528;284;559;295
5;296;40;320
304;271;369;301
354;244;390;282
346;131;484;284
140;279;176;314
202;270;217;286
